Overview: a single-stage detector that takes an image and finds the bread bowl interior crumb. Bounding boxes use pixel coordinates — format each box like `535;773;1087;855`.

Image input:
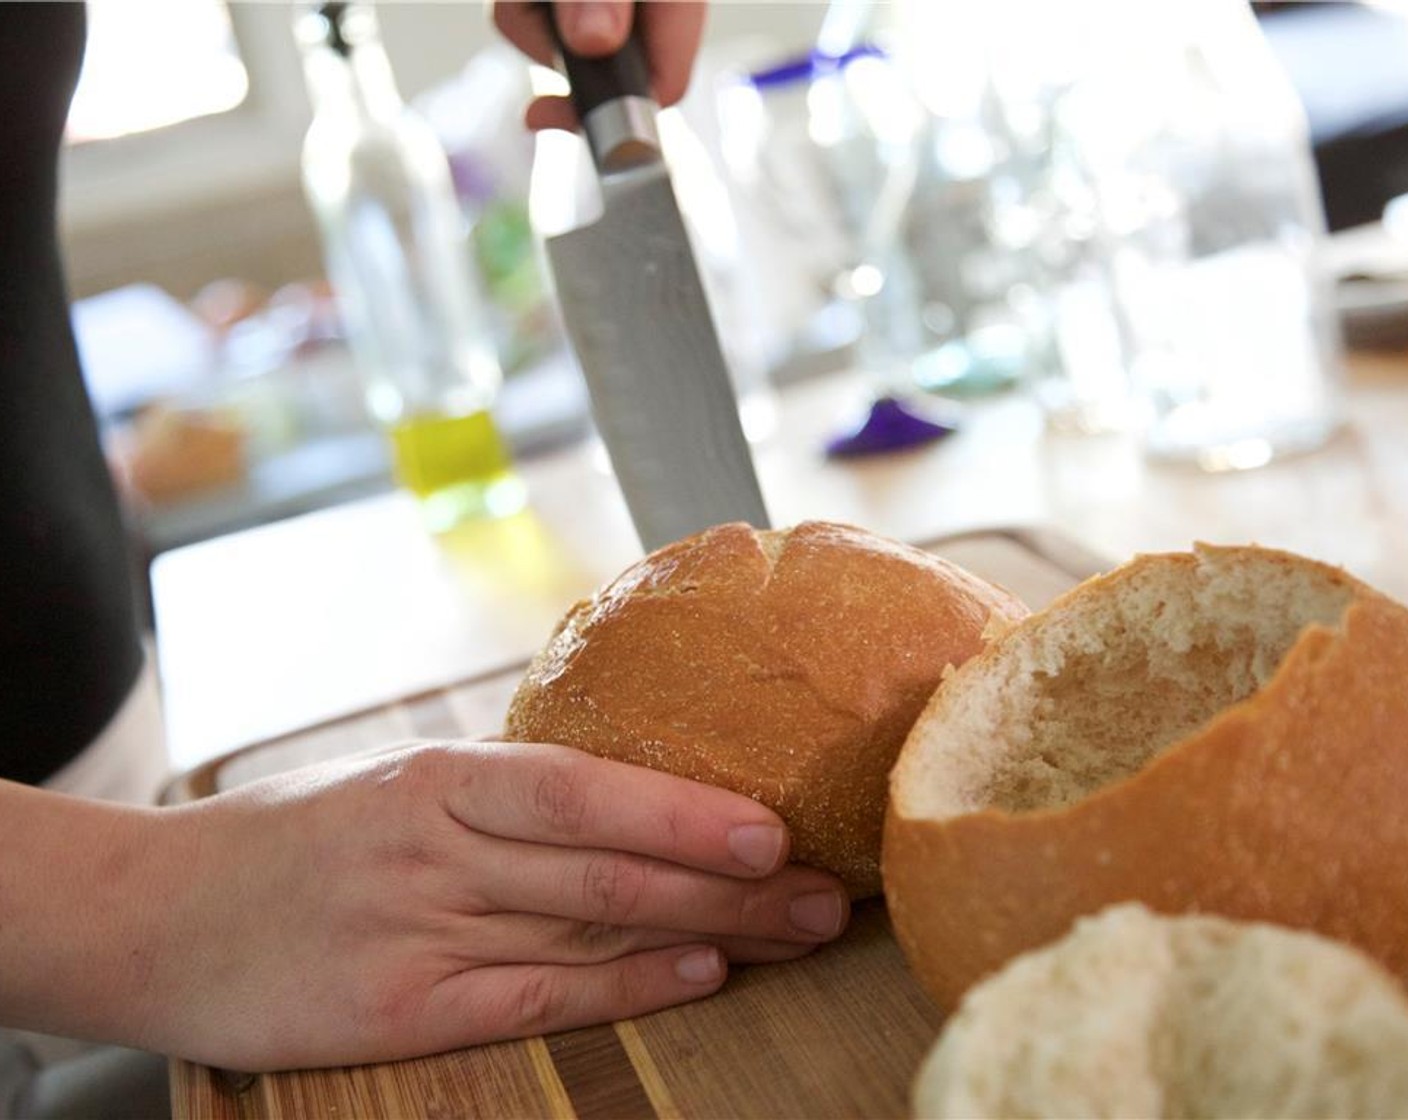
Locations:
916;904;1408;1118
900;550;1357;818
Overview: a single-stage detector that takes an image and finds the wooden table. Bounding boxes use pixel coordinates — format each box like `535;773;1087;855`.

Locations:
154;347;1408;1117
152;349;1408;774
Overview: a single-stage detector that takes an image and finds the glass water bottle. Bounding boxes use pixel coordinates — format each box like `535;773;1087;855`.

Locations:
295;2;524;528
982;0;1343;466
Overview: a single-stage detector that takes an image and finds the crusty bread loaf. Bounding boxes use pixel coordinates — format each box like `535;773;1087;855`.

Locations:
914;903;1408;1119
506;521;1026;896
885;543;1408;1008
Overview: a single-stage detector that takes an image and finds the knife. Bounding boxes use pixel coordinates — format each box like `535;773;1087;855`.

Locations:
539;6;772;552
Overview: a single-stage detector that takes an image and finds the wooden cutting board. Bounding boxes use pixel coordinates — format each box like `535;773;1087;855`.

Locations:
167;527;1107;1120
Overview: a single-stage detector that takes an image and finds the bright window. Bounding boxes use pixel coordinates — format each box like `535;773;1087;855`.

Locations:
66;0;249;144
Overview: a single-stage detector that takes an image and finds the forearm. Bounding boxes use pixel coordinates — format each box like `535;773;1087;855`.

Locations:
0;778;190;1048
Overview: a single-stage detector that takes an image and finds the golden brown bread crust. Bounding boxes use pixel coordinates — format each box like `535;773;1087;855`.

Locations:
505;521;1028;896
884;547;1408;1011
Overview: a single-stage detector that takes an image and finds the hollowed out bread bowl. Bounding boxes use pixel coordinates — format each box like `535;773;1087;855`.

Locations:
506;521;1027;897
885;543;1408;1010
914;903;1408;1119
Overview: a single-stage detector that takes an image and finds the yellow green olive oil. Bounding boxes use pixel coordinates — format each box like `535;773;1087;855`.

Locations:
388;408;525;529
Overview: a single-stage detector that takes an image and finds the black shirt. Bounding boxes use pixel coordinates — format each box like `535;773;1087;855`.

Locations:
0;3;144;783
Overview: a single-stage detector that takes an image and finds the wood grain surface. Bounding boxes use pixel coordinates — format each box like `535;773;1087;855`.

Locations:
168;527;1105;1119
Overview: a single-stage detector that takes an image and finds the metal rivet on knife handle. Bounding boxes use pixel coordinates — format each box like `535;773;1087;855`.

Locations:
539;2;660;172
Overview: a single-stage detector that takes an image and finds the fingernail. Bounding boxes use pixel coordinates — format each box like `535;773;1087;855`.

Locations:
566;2;622;47
675;946;724;985
789;891;845;939
728;823;786;874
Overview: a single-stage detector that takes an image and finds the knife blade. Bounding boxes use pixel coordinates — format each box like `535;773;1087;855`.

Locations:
539;8;771;552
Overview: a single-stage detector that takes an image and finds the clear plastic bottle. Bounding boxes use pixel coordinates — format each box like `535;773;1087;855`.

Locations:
295;2;524;528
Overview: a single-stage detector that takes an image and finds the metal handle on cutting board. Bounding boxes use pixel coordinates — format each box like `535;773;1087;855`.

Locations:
540;3;662;172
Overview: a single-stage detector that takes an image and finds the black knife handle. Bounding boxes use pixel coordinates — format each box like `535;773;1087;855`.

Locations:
539;2;653;119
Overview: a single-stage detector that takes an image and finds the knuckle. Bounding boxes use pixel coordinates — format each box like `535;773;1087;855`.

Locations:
659;805;684;859
572;920;626;957
732;886;770;936
610;961;644;1013
581;854;649;924
533;764;589;837
388;742;457;801
378;825;442;872
511;970;568;1034
351;797;433;870
369;774;457;871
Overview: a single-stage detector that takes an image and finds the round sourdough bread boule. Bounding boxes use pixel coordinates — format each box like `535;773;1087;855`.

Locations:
884;543;1408;1012
913;903;1408;1119
505;521;1027;897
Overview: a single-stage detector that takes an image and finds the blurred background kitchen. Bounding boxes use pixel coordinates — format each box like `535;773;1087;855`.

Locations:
72;0;837;560
66;0;1408;709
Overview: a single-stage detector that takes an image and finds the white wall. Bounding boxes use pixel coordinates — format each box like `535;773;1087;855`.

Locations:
380;3;826;101
60;1;827;299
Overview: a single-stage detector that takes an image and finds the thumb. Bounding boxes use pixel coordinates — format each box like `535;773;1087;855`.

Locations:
555;1;633;58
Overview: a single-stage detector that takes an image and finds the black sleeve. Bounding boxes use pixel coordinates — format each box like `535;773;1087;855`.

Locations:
0;2;145;784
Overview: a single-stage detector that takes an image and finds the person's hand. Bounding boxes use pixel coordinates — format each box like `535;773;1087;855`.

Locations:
141;741;849;1071
492;1;707;130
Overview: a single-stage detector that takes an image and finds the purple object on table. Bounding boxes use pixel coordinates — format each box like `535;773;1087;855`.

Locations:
825;396;957;459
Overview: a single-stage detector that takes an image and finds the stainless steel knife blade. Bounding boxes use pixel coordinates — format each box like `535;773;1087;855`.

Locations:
546;162;770;552
539;10;771;552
